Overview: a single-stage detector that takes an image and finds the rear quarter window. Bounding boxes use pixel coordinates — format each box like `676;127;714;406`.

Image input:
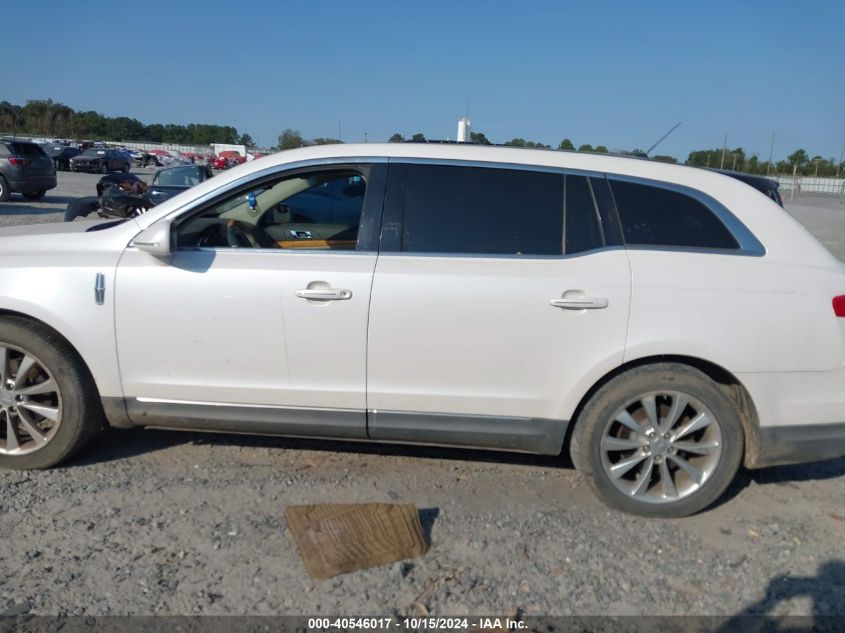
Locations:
609;180;739;250
10;142;47;158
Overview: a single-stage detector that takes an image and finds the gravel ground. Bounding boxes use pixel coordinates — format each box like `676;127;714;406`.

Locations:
2;174;845;617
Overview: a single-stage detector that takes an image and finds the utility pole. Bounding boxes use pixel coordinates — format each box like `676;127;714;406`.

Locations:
767;132;775;175
720;134;727;169
732;153;738;170
838;143;845;178
364;131;368;144
338;121;342;142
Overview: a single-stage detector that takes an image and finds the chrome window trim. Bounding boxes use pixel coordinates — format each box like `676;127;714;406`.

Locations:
606;173;766;257
387;158;766;258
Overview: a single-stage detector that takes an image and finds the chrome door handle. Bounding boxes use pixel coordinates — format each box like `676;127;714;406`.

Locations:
295;288;353;301
550;297;609;309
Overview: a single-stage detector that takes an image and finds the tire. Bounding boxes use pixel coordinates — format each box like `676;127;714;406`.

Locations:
99;162;108;174
22;190;46;201
0;317;104;469
122;163;130;173
570;363;743;518
0;176;9;202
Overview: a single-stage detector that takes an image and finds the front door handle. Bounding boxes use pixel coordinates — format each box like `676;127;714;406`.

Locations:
550;297;609;310
295;288;352;301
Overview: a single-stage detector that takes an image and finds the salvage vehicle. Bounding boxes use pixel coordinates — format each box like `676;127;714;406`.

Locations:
63;166;213;221
69;148;131;174
0;139;57;201
2;144;845;517
40;144;81;171
145;164;214;205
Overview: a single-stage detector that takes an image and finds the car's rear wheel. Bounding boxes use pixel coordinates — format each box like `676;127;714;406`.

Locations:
0;176;9;202
22;190;46;201
99;162;108;174
122;163;130;173
0;317;104;469
571;363;743;517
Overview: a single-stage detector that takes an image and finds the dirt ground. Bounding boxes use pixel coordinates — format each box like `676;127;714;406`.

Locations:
2;172;845;618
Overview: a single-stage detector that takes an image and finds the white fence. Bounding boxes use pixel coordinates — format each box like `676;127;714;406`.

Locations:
769;175;845;195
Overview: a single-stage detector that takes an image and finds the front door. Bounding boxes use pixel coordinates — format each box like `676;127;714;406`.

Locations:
114;164;383;438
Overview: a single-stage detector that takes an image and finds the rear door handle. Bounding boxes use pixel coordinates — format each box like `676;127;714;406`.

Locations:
295;288;352;301
550;297;609;310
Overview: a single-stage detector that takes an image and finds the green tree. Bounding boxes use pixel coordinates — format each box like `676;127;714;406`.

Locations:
278;129;304;150
312;137;343;145
504;138;527;147
238;133;255;147
388;133;405;143
788;148;809;168
577;144;593;152
593;145;608;153
558;139;575;150
470;131;491;145
411;133;426;142
652;155;678;164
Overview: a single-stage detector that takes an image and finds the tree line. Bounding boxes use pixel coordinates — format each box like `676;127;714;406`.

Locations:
0;99;252;146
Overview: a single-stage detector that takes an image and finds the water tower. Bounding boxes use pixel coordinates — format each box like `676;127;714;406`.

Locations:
457;117;472;143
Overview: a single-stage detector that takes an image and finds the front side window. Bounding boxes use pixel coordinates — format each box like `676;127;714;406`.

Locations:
400;164;564;255
176;169;366;250
609;180;739;250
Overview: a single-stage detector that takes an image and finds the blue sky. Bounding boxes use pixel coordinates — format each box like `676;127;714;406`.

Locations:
3;1;843;161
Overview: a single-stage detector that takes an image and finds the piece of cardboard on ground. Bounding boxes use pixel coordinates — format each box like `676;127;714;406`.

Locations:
285;503;429;579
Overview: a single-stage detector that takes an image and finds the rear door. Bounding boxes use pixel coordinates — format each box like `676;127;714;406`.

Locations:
366;162;632;453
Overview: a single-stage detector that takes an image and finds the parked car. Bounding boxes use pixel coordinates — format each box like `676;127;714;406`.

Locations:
40;144;81;171
0;139;57;201
145;164;214;205
2;144;845;517
69;148;131;174
64;166;213;221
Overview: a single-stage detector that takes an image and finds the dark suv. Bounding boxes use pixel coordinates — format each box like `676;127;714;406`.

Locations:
0;140;57;202
70;148;131;174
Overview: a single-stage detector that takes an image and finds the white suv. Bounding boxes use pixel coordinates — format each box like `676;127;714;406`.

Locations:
1;144;844;517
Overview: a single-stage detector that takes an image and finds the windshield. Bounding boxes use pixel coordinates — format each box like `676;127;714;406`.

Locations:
154;166;201;187
82;149;106;157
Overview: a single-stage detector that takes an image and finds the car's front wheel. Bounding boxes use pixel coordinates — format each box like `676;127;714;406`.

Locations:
99;162;108;174
571;363;743;517
0;317;104;469
0;176;9;202
122;163;130;173
22;190;46;201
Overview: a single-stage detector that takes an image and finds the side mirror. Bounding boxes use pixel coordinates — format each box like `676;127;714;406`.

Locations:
132;222;172;259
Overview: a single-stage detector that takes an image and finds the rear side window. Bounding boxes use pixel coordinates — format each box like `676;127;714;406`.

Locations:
610;180;738;250
565;176;603;254
9;142;47;158
401;164;563;255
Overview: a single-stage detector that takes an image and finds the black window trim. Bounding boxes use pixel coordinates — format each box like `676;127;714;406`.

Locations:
381;158;764;259
168;160;387;254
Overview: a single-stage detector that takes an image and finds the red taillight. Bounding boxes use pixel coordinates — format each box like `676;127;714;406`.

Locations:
7;157;30;166
833;296;845;317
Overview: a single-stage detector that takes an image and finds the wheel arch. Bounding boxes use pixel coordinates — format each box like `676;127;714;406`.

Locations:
0;309;131;429
565;354;762;469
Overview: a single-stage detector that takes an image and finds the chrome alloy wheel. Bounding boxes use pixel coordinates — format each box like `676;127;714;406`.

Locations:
600;390;723;504
0;343;63;455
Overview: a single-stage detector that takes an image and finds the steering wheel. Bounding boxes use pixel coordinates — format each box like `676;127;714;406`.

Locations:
226;220;281;249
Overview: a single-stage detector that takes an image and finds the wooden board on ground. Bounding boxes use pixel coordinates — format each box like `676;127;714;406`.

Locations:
285;503;428;579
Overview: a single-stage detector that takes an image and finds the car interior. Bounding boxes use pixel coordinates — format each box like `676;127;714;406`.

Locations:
176;170;366;250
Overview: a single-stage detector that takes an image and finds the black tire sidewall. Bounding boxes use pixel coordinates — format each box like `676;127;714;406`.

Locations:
572;363;744;518
0;176;9;202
